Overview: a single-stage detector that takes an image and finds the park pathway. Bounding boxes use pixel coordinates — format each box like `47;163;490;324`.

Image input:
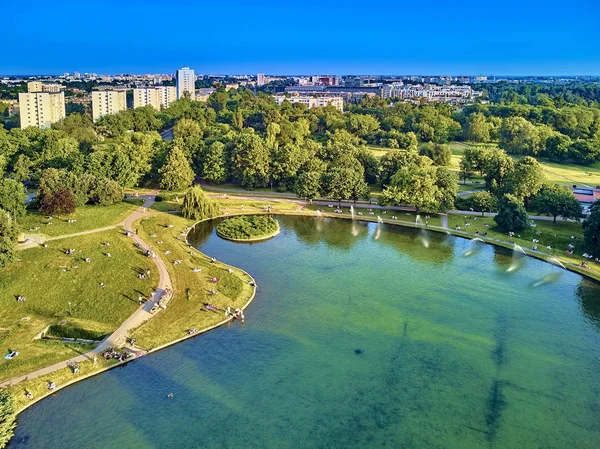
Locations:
0;196;172;388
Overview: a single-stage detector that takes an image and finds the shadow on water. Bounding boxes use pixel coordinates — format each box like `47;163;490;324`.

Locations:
576;279;600;331
376;223;455;264
280;215;369;250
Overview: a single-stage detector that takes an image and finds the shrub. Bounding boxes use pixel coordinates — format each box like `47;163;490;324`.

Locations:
0;389;16;449
216;215;279;240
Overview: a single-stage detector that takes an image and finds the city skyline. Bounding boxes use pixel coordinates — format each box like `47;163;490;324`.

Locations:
3;0;600;76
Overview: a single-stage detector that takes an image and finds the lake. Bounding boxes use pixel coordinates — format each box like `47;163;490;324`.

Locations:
9;216;600;449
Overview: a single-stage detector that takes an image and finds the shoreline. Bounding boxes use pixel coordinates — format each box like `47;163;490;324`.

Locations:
7;208;598;417
8;212;258;416
215;227;281;242
215;216;281;242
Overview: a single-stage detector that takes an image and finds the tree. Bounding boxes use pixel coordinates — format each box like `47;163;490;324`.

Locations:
323;167;367;207
463;112;490;142
347;113;380;138
504;156;545;202
470;191;498;216
418;142;452;166
0;389;17;448
499;117;541;155
459;157;473;184
40;187;76;217
380;164;440;212
90;179;123;206
355;149;379;184
379;151;426;186
159;144;195;191
532;185;583;223
494;194;528;232
0;178;26;217
545;133;572;162
181;185;219;220
0;209;18;270
434;167;458;211
173;118;202;141
583;200;600;258
202;141;227;184
231;132;270;188
570;139;600;165
484;150;515;195
11;154;32;183
294;171;322;203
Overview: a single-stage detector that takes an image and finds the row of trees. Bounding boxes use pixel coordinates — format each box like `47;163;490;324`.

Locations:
456;105;600;164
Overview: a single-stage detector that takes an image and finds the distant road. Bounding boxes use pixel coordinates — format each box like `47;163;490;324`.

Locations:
160;128;173;141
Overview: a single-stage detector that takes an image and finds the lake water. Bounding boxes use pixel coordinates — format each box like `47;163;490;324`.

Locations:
9;216;600;449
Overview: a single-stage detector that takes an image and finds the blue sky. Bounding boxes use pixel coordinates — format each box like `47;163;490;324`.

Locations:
3;0;600;75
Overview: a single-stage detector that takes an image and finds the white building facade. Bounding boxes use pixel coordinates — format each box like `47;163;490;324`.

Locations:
133;86;177;109
91;89;127;122
273;95;344;112
18;91;66;129
176;67;195;100
257;73;265;86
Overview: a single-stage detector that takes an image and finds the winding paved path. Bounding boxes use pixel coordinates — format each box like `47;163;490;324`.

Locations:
0;196;172;388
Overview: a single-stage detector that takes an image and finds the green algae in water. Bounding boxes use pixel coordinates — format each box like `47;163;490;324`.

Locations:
9;216;600;449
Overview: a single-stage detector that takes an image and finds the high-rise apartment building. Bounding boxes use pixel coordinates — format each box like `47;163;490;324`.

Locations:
133;86;177;110
91;89;127;122
27;81;63;93
257;73;265;86
18;91;66;129
176;67;195;100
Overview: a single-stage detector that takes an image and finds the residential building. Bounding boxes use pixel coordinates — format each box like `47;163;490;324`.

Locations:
196;88;216;102
273;95;344;112
133;86;176;109
382;83;480;103
27;81;43;93
18;91;66;129
285;85;383;103
27;81;63;93
91;89;127;122
309;75;339;86
176;67;195;100
257;73;265;86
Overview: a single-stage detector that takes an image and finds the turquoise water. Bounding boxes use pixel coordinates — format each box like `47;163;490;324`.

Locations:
9;217;600;449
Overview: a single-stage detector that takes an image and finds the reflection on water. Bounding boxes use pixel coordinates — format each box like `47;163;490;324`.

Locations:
9;216;600;449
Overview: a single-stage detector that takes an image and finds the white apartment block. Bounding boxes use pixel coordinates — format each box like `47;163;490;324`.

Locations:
383;83;479;103
133;86;177;110
257;73;265;86
18;92;66;129
176;67;195;100
273;95;344;112
27;81;63;93
91;89;127;122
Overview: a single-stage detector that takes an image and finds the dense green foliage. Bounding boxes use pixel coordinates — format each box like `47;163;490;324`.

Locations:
0;389;16;449
583;201;600;258
181;186;219;220
531;185;583;223
216;215;279;240
494;194;528;232
0;209;18;269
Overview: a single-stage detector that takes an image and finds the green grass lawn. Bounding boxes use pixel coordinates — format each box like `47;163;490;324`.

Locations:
457;183;484;193
449;141;600;187
534;158;600;187
130;215;254;349
366;145;392;159
0;229;157;381
8;355;118;413
18;200;143;238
